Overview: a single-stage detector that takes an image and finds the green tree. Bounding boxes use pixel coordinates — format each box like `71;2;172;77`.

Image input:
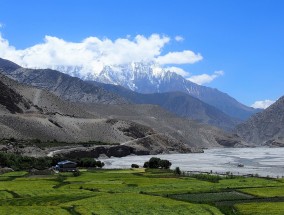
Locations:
148;157;161;168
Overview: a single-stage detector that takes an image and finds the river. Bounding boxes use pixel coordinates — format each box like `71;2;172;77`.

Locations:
100;148;284;177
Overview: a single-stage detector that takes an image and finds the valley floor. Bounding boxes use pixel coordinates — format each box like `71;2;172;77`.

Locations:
0;168;283;214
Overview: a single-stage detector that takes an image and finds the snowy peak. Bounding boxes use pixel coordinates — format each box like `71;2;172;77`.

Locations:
50;61;258;120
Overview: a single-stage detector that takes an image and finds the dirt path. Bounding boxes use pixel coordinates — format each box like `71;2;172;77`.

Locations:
120;133;159;145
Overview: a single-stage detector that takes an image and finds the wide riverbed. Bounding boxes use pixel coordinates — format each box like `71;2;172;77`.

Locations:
101;148;284;177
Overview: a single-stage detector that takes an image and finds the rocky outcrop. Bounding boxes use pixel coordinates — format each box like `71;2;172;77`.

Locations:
49;145;135;159
236;96;284;146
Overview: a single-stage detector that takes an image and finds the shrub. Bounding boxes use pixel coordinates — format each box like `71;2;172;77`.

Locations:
174;167;181;175
143;157;172;169
191;173;222;183
73;171;81;177
143;161;149;168
96;160;105;168
131;164;139;168
148;157;161;168
159;159;172;169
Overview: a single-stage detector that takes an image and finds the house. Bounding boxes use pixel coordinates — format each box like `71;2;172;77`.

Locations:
55;160;77;172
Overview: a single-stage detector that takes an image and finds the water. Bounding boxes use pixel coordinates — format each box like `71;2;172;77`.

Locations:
100;148;284;177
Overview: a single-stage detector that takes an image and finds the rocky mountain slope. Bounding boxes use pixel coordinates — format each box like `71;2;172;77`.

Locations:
0;72;244;157
54;62;259;120
236;96;284;146
0;58;240;130
0;59;128;105
0;73;192;155
95;82;241;130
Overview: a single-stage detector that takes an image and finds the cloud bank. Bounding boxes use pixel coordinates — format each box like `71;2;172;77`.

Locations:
0;33;201;73
0;33;222;85
251;100;275;109
187;70;224;85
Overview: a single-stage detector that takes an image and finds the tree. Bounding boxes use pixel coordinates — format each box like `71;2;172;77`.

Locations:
143;161;149;168
148;157;161;168
159;159;172;169
131;164;139;168
174;167;181;175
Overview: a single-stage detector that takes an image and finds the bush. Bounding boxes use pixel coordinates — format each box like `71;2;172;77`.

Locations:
174;167;181;175
143;157;172;169
148;157;161;168
73;171;81;177
159;159;172;169
96;160;105;168
143;161;149;168
131;164;139;168
0;152;52;171
191;173;222;183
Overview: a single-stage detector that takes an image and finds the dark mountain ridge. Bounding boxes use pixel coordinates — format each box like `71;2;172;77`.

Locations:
95;82;241;130
236;96;284;146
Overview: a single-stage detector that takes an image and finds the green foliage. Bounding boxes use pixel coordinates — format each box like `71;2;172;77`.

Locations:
159;159;172;169
76;158;104;168
0;152;52;170
72;171;81;177
143;161;149;168
240;186;284;197
143;157;172;169
171;191;253;203
235;202;284;215
148;157;161;168
174;167;181;175
131;164;139;168
191;173;222;183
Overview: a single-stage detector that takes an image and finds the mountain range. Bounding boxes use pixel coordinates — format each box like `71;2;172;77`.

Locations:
0;58;257;130
54;62;259;120
0;58;245;156
0;57;283;153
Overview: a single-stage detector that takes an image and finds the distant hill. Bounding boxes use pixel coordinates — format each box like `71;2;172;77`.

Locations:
236;96;284;146
95;82;241;130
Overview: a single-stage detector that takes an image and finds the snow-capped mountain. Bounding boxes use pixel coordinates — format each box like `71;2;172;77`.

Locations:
53;62;259;120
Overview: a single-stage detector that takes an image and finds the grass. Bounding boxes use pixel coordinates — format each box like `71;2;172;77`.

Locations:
240;186;284;197
62;193;223;215
0;206;70;215
235;202;284;215
171;191;254;203
0;168;282;214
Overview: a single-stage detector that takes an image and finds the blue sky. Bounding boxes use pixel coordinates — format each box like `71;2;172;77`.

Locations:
0;0;283;107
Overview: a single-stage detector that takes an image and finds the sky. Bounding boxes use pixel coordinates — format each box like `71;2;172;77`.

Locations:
0;0;283;108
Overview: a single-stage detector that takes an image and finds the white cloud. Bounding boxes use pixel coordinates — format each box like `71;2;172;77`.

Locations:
175;35;184;42
165;66;189;77
187;70;224;85
251;100;275;109
0;33;203;75
156;50;203;65
0;23;3;28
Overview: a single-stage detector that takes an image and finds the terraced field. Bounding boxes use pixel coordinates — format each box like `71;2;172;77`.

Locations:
0;168;283;214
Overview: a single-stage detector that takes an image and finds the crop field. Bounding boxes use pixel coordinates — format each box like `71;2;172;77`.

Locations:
235;202;284;215
240;186;284;197
170;191;254;203
0;168;283;214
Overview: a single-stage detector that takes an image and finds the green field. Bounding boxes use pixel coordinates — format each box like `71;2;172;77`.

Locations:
0;168;283;214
